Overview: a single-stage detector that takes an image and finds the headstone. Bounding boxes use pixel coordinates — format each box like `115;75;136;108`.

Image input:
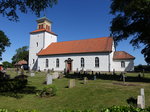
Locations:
142;69;145;78
69;79;75;88
46;74;52;85
123;74;126;83
30;72;35;77
140;88;145;108
137;88;145;109
94;75;96;80
84;77;88;84
52;72;59;79
18;70;21;75
141;88;145;96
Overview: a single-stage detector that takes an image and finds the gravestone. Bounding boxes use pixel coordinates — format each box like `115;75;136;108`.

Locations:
137;88;145;109
123;74;126;84
30;72;35;77
94;75;96;80
17;70;21;75
69;79;75;88
142;69;145;78
84;77;88;84
52;72;59;79
46;74;52;85
140;88;145;108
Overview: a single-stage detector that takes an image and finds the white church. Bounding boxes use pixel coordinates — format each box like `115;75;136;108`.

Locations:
29;17;135;72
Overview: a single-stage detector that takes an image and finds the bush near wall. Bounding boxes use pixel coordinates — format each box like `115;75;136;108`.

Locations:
134;65;150;72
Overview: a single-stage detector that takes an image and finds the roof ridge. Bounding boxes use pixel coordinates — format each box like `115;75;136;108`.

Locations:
54;37;110;43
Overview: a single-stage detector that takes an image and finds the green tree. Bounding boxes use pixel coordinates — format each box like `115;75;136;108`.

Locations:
2;61;13;68
0;0;58;21
0;31;11;60
12;46;29;64
110;0;150;64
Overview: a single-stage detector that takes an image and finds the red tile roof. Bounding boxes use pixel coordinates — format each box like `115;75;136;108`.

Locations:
38;37;113;56
15;60;27;65
113;51;135;60
30;29;57;36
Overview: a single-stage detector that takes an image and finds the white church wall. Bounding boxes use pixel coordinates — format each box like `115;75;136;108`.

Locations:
44;32;57;49
109;42;115;72
29;32;57;70
112;60;134;72
38;52;110;72
29;32;45;70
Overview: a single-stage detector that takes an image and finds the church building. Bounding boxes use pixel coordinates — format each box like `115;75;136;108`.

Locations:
29;17;135;72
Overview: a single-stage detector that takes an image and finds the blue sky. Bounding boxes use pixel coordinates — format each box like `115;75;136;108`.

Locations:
0;0;147;65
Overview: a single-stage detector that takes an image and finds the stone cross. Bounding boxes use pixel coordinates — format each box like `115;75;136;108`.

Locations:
137;88;145;109
46;74;52;85
69;79;75;88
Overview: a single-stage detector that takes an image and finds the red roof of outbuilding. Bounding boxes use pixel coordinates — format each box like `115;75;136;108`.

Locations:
38;37;113;56
113;51;135;60
30;29;57;36
15;60;27;65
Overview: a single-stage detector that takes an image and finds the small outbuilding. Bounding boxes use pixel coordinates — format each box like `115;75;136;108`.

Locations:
15;60;28;70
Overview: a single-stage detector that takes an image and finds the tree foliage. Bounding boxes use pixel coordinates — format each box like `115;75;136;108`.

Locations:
110;0;150;64
2;61;13;68
0;0;58;21
0;31;11;60
12;46;29;64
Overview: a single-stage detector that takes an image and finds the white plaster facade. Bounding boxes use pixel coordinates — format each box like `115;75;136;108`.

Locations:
29;17;135;72
29;26;57;70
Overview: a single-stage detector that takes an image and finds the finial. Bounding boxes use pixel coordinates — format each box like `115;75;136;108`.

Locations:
43;8;47;17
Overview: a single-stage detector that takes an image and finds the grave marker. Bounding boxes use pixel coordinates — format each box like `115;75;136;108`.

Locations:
137;88;145;109
46;74;52;85
69;79;75;88
94;75;96;80
52;72;59;79
84;77;88;84
30;72;35;77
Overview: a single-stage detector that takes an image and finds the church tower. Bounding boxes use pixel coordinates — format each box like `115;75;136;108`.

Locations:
29;17;57;70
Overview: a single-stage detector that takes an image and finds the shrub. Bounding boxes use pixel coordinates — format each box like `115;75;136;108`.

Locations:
0;109;8;112
59;110;95;112
0;78;27;92
37;85;57;97
100;106;150;112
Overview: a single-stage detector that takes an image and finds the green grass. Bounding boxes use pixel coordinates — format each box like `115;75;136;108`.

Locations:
0;70;150;112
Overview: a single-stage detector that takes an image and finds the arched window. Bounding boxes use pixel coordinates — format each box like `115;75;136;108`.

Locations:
81;58;84;67
95;57;99;67
56;58;59;67
46;59;49;68
121;61;125;68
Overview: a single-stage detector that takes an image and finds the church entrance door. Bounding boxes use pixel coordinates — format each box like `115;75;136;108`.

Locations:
67;62;72;73
65;58;73;73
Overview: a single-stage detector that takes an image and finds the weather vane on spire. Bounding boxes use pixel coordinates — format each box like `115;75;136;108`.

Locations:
43;8;47;17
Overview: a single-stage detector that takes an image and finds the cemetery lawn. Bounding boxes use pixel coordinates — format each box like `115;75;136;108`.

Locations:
0;71;150;112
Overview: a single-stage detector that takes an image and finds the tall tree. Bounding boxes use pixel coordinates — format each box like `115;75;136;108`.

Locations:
12;46;29;64
0;0;58;21
2;61;13;68
0;31;11;60
110;0;150;64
